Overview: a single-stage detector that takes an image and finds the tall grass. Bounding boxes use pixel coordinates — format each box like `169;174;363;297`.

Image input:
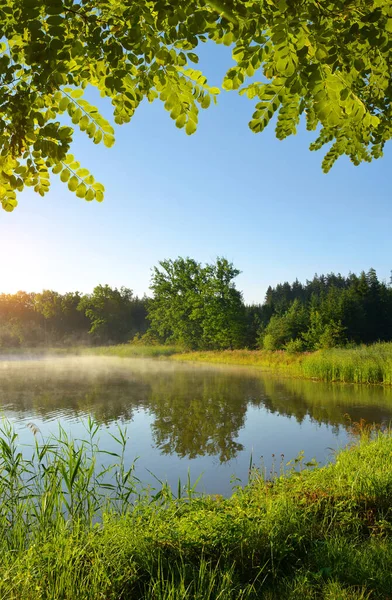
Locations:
173;342;392;385
1;419;392;598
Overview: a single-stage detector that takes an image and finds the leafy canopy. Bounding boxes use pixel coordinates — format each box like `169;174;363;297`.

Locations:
148;257;246;349
1;0;392;210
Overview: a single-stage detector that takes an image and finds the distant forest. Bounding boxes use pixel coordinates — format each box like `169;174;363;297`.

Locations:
257;268;392;351
0;286;148;348
0;263;391;351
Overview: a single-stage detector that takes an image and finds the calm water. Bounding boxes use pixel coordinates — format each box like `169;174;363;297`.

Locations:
1;355;392;495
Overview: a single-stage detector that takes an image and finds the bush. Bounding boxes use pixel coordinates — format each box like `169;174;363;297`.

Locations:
262;333;279;351
285;338;306;353
130;331;163;346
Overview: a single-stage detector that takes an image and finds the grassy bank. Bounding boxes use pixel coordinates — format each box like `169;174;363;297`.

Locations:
0;344;183;359
0;420;392;598
173;342;392;385
78;343;183;358
3;342;392;385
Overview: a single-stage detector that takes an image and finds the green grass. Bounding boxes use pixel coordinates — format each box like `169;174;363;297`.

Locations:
172;342;392;385
78;343;184;358
0;344;183;359
1;419;392;598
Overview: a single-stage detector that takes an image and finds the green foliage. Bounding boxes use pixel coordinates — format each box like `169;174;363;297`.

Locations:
258;268;392;351
1;265;392;353
284;338;306;353
1;0;391;209
318;320;347;349
130;330;165;346
2;419;392;597
2;265;392;353
0;286;148;347
148;256;246;350
77;285;148;343
82;343;182;358
199;258;247;349
301;309;346;350
259;299;308;350
175;341;392;385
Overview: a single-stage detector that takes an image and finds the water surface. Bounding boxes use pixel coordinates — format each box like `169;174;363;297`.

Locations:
1;355;391;495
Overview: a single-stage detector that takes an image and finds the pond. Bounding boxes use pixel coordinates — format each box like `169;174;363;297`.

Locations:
1;355;391;496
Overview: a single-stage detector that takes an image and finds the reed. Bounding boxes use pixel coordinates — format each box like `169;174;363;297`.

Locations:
172;342;392;385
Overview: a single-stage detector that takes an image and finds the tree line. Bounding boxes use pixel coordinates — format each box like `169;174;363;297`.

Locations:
258;268;392;351
1;259;392;351
0;286;148;348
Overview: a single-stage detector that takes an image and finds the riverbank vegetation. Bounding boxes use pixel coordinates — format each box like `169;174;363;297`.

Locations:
74;340;392;386
81;343;182;358
0;420;391;599
173;342;392;385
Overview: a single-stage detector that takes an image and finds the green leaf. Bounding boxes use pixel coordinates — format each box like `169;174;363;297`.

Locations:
68;176;79;191
222;32;234;46
187;52;199;64
96;117;115;134
76;168;90;178
71;108;83;124
75;183;87;198
175;114;187;128
52;163;62;174
59;97;70;111
201;95;211;109
60;168;71;182
79;116;90;131
2;198;18;212
86;122;96;137
103;134;115;148
94;130;103;144
70;89;84;99
185;119;197;135
85;188;95;201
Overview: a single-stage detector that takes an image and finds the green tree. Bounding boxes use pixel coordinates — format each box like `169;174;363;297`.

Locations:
258;299;308;350
1;0;391;210
60;292;91;340
78;285;147;343
148;257;246;349
302;307;346;350
301;309;325;350
200;258;246;349
148;258;204;349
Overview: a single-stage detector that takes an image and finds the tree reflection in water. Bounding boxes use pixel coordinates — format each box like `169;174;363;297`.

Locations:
0;356;392;463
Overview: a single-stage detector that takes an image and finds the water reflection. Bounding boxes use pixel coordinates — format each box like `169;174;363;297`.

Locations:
0;356;392;466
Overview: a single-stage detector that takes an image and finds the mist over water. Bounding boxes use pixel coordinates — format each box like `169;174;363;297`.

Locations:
0;355;391;495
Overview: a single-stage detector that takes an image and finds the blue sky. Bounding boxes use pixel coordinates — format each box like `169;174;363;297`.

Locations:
1;43;391;304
